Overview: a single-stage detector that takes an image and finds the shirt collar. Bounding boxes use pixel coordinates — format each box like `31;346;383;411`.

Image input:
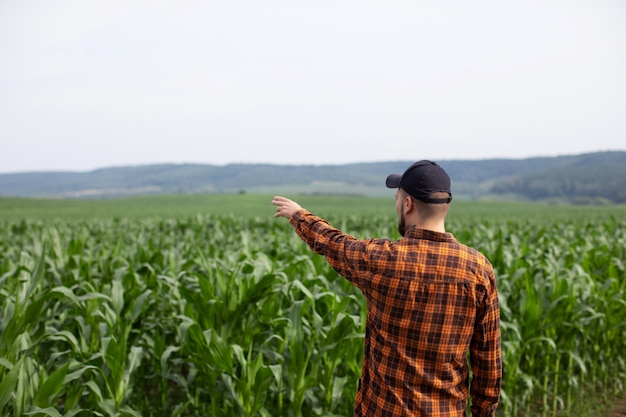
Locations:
404;226;456;243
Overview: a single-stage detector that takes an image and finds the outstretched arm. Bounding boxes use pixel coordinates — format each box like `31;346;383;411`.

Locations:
271;195;371;285
272;196;303;219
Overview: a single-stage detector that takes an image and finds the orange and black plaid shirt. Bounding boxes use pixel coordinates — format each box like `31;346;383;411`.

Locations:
290;210;501;417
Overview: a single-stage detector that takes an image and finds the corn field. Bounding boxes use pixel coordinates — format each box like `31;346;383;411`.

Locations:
1;210;625;416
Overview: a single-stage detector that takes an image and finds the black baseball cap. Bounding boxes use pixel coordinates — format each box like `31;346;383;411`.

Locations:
385;160;452;204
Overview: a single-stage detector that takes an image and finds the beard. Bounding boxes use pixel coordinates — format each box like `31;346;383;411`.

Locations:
397;211;406;237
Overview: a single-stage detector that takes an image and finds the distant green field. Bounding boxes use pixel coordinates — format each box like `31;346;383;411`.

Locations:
1;194;625;224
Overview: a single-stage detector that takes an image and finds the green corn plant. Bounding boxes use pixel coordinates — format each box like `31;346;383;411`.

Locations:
225;344;273;416
1;207;624;417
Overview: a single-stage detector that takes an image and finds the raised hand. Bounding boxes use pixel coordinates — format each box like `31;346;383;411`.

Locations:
271;196;302;219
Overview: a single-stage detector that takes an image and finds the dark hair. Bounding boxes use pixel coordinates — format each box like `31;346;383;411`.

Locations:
401;188;450;218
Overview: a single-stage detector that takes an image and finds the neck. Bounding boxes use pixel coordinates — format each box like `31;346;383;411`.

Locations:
407;215;446;233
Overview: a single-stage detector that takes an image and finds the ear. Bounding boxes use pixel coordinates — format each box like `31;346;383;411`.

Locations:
403;194;414;215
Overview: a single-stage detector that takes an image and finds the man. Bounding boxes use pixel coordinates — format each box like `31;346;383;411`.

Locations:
271;160;501;417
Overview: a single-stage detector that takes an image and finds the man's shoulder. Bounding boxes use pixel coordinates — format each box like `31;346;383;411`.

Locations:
452;241;496;279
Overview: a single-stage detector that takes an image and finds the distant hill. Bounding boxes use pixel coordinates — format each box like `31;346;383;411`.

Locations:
0;151;624;204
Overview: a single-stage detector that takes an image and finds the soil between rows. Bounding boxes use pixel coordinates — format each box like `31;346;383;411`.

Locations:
608;396;626;417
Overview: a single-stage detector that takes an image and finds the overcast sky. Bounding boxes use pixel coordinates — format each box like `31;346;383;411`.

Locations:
1;1;625;173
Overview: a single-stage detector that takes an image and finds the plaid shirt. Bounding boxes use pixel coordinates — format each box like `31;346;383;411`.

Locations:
290;210;501;417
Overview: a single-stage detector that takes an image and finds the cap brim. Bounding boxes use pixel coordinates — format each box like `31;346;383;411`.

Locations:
385;174;402;188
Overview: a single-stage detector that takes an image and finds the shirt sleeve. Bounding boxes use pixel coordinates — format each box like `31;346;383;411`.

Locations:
469;268;502;417
289;209;373;289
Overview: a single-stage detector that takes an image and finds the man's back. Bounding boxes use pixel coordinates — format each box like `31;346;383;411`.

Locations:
349;226;501;416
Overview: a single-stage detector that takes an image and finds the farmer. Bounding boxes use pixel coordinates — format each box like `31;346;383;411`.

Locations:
271;160;501;417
